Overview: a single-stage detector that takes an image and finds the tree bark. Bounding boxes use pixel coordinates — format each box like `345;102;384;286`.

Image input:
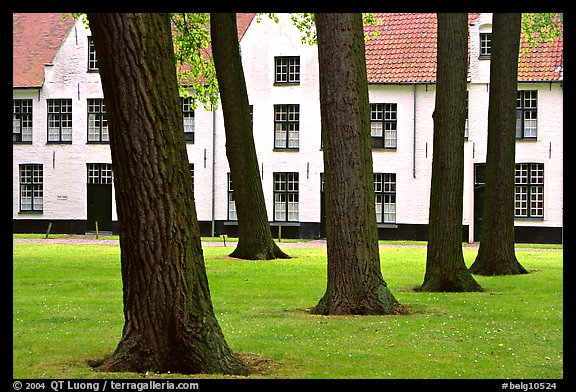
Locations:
87;13;247;375
420;13;482;292
210;13;289;260
313;13;405;315
469;13;528;276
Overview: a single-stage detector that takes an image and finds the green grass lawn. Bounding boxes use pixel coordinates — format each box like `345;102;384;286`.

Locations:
12;242;563;379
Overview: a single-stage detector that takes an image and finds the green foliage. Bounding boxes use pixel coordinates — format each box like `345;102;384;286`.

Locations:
171;13;219;110
521;13;563;51
13;243;562;378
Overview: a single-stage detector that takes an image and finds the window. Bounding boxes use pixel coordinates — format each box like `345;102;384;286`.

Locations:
464;92;469;139
374;173;396;223
47;99;72;143
227;173;237;221
274;104;299;149
515;163;544;218
88;36;98;70
480;33;492;57
516;90;537;139
87;163;113;184
189;163;194;192
181;97;195;143
273;172;299;221
13;99;33;143
370;103;397;149
275;56;300;84
19;164;43;212
87;99;108;143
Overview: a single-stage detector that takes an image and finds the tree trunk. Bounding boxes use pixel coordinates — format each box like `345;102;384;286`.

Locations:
87;13;247;375
469;13;528;276
210;13;289;260
420;13;482;292
313;13;405;315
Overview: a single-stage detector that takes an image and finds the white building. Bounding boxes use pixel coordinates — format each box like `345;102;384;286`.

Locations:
12;13;563;243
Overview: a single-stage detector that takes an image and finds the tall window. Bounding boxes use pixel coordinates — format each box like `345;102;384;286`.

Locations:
189;163;194;192
181;97;195;143
515;163;544;218
13;99;33;143
227;173;237;221
480;33;492;57
273;172;299;222
275;56;300;84
516;90;537;139
47;99;72;143
374;173;396;223
87;163;113;184
274;104;299;149
19;164;43;212
464;92;469;139
87;99;108;143
370;103;397;149
88;36;98;70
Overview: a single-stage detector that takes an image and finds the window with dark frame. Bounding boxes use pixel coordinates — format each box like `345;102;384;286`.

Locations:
189;163;194;192
464;92;469;139
480;33;492;57
516;90;537;139
47;99;73;143
87;99;109;143
275;56;300;84
374;173;396;223
370;103;397;149
274;104;299;149
515;163;544;219
87;163;113;184
227;173;237;221
19;164;43;212
13;99;33;144
88;36;98;70
273;172;299;222
181;97;195;143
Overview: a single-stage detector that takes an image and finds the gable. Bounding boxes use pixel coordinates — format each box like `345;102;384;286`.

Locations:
13;13;75;88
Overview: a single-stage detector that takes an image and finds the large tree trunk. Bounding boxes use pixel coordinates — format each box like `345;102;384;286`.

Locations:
420;13;482;292
87;13;247;375
313;13;404;315
469;13;528;276
210;13;289;260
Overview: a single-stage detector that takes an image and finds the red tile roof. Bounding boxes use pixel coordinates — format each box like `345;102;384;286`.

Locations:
364;13;563;83
12;13;563;88
364;13;438;83
13;13;75;87
518;28;563;82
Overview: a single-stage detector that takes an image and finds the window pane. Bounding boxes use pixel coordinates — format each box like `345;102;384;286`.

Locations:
274;193;286;221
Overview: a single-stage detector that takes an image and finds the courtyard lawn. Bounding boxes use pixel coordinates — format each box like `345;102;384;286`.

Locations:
12;242;562;379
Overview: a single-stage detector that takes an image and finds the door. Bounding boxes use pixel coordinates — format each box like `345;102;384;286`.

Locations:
473;163;486;242
86;163;113;232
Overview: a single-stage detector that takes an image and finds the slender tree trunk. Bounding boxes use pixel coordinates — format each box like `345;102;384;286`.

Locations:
420;13;482;292
313;13;405;315
87;13;247;375
210;13;289;260
469;13;528;276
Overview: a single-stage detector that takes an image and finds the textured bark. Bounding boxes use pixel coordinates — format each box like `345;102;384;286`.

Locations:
469;13;528;276
420;14;482;292
313;13;405;315
210;13;289;260
87;13;247;375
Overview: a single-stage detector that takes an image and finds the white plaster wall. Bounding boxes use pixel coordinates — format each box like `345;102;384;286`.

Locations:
240;13;323;223
13;18;116;222
13;13;563;240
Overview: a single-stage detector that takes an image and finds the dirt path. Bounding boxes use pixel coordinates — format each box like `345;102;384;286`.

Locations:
13;235;561;251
